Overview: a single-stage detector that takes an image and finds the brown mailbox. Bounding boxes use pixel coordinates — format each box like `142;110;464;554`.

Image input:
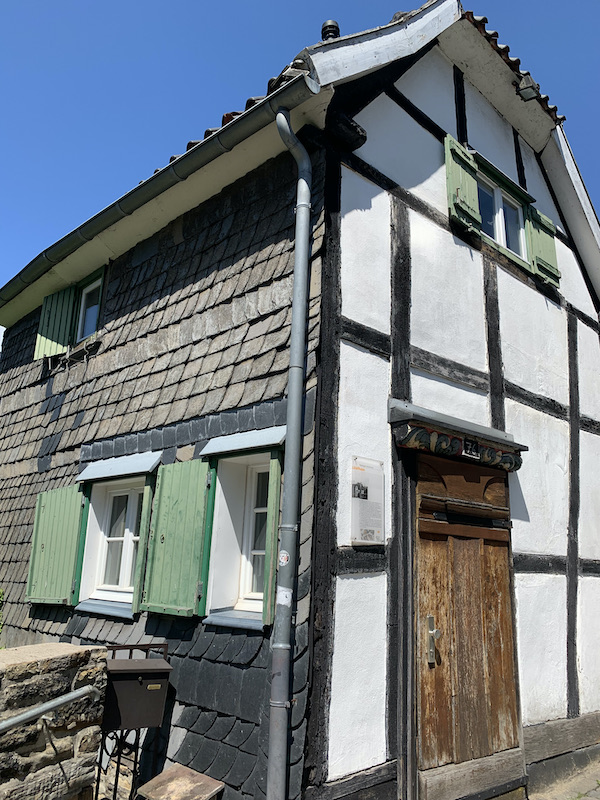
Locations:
102;658;173;731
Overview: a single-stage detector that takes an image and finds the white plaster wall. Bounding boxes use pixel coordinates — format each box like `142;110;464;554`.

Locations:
515;573;567;725
505;400;569;556
498;269;569;405
557;239;597;319
578;430;600;561
340;167;391;334
394;46;457;138
411;368;489;427
464;80;518;184
328;573;388;779
337;342;391;546
354;95;447;215
518;137;563;233
410;212;488;372
578;577;600;714
578;320;600;421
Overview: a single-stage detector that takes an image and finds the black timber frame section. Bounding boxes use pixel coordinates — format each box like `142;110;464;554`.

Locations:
304;151;342;792
340;317;391;359
328;40;438;121
453;66;468;146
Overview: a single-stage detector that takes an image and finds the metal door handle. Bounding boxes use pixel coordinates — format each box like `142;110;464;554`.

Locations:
427;615;442;665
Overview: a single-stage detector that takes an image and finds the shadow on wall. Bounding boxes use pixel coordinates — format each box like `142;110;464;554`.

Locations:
139;682;177;786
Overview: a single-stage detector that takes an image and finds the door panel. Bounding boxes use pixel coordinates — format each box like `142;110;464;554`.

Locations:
416;454;519;773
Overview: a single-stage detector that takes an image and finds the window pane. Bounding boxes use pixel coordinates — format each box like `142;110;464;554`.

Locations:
478;183;495;238
252;554;265;594
104;541;123;585
503;200;522;255
109;495;128;539
129;541;139;586
253;511;267;552
133;494;143;538
80;285;100;339
255;472;269;508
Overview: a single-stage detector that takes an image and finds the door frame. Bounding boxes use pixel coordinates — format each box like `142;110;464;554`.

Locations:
392;417;528;800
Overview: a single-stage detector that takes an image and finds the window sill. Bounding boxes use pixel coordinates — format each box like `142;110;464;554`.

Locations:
75;599;134;620
480;232;532;276
204;609;264;631
47;336;102;370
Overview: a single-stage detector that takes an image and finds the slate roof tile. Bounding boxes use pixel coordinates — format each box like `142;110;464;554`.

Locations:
189;736;220;773
207;742;238;781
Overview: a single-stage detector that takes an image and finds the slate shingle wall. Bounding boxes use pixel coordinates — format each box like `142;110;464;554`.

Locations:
0;148;325;800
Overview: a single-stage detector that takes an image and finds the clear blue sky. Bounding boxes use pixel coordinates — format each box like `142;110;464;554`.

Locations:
1;1;598;289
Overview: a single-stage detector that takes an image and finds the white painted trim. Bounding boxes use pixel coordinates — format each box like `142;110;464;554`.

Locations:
77;451;161;482
200;425;286;456
307;0;461;87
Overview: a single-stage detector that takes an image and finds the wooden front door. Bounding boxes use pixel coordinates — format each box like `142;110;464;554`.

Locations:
415;454;519;771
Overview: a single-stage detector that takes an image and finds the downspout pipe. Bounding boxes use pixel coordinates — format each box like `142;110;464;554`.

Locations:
267;108;313;800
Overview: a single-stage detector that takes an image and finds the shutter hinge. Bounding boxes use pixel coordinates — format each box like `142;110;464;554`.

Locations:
71;580;76;595
206;472;212;489
197;581;203;600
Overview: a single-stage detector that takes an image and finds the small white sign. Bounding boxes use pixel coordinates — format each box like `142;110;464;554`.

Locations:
350;456;384;545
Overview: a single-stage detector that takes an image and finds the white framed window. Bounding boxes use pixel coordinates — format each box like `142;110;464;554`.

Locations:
76;278;102;342
477;177;527;259
205;449;281;625
238;465;270;610
80;477;145;605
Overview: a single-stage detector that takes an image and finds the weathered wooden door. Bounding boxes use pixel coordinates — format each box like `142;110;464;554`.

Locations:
415;454;519;772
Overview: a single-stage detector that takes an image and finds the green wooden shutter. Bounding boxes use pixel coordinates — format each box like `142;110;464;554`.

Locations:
131;477;155;614
445;135;482;231
34;287;77;360
526;206;560;287
262;451;282;626
26;485;84;604
141;459;209;616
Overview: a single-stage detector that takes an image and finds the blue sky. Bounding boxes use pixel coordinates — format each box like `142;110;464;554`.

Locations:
1;1;598;290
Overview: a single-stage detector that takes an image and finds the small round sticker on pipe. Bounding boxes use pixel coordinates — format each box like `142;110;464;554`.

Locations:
277;587;293;607
279;550;290;567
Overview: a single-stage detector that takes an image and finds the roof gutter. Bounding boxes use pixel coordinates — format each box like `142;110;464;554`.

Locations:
0;73;320;310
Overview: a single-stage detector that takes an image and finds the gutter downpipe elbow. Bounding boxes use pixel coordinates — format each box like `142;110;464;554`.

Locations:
267;108;312;800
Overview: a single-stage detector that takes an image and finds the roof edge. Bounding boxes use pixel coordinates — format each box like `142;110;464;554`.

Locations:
0;73;320;313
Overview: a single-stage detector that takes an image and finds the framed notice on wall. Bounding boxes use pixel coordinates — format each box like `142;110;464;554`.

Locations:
350;456;384;545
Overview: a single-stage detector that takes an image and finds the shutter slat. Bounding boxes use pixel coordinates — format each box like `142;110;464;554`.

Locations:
445;135;482;231
141;459;208;616
26;486;83;604
34;287;77;360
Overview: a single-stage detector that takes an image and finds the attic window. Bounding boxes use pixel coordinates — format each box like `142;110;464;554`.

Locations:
445;135;560;288
34;268;104;361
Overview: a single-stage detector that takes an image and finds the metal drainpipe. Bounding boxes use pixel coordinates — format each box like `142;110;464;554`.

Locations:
267;108;313;800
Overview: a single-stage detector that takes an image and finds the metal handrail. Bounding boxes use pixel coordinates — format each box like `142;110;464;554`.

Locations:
0;685;101;735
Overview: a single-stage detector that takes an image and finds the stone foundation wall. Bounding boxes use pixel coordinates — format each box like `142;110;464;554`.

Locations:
0;643;106;799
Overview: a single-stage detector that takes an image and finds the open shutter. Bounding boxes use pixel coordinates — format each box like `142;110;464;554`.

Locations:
34;286;77;360
26;485;84;604
445;135;482;231
141;459;209;616
526;206;560;287
131;477;155;614
262;451;282;626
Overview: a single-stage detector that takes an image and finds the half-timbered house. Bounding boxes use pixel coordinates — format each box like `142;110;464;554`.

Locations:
0;2;599;799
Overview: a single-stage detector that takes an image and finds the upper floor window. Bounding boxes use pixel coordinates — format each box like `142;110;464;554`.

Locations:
77;278;102;342
477;177;526;259
445;134;560;288
34;269;104;360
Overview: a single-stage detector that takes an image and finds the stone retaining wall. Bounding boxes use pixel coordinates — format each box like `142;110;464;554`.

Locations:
0;643;106;799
